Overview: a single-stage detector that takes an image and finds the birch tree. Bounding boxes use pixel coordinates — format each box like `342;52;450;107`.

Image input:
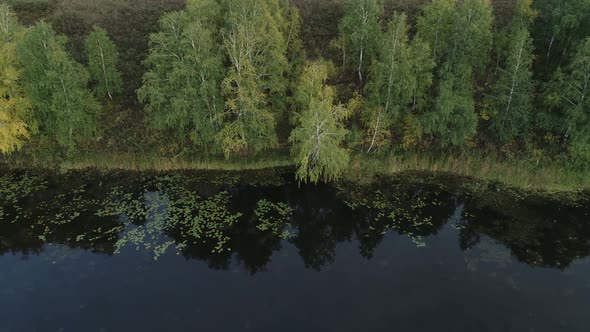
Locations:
85;26;122;100
534;0;590;67
416;0;455;63
543;38;590;161
138;0;224;152
417;0;493;71
283;4;305;100
290;61;350;183
0;4;34;154
410;37;435;112
18;22;100;152
452;0;494;71
338;0;383;83
417;0;493;145
363;13;413;153
489;1;535;143
420;66;477;146
217;0;289;157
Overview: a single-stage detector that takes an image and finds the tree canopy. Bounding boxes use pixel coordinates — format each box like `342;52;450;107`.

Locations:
290;61;350;183
2;0;589;176
0;4;34;154
363;12;432;152
138;0;224;152
18;22;100;152
85;26;122;100
337;0;383;83
488;0;535;143
543;37;590;162
417;0;493;146
216;0;290;157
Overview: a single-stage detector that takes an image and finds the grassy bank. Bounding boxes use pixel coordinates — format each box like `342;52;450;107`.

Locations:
3;151;587;192
3;151;294;172
348;153;590;192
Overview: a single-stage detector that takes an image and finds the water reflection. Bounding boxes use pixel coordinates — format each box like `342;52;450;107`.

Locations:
0;169;588;273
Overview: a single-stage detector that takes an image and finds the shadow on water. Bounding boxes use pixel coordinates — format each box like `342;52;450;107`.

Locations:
0;168;589;272
0;168;589;331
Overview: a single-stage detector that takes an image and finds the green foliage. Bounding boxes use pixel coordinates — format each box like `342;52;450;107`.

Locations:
363;13;412;152
337;0;383;82
417;0;493;146
85;26;122;100
489;25;535;143
534;0;590;68
283;5;306;101
2;0;588;178
421;66;477;146
18;22;100;152
409;37;436;112
416;0;455;63
452;0;494;71
363;12;434;152
416;0;494;70
0;4;35;154
543;38;590;162
217;0;290;157
290;61;350;183
138;0;224;152
417;0;494;71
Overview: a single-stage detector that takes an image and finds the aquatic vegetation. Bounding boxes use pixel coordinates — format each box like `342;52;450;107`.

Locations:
106;175;243;259
0;168;587;270
113;192;174;260
96;186;150;222
0;172;47;222
176;191;242;254
339;179;450;248
255;199;293;239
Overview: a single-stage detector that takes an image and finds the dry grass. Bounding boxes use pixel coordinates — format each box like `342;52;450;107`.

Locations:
348;153;590;192
59;152;293;172
4;149;586;192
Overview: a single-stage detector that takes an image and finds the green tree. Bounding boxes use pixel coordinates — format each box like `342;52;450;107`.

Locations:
543;38;590;162
85;26;122;100
18;22;100;152
0;4;34;154
217;0;289;157
401;37;436;149
452;0;494;71
138;0;224;152
418;0;493;71
421;66;477;146
290;61;350;183
283;4;305;98
488;1;535;143
534;0;590;68
337;0;383;83
417;0;493;146
410;37;436;112
363;12;413;152
416;0;456;63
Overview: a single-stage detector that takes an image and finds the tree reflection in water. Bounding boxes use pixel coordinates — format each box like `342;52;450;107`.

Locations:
0;169;588;272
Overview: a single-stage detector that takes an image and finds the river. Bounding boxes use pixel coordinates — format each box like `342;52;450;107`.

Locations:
0;169;588;331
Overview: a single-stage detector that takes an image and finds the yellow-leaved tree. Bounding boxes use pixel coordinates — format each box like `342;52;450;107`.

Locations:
0;4;34;154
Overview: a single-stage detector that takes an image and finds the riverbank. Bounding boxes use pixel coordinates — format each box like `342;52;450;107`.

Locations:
347;153;590;193
2;151;588;193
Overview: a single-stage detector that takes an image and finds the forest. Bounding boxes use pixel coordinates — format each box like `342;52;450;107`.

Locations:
1;0;589;185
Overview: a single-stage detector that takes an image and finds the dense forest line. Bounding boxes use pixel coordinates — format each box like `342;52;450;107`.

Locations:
1;0;589;183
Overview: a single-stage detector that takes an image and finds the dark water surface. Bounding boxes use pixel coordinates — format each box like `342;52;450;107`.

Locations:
0;169;589;332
